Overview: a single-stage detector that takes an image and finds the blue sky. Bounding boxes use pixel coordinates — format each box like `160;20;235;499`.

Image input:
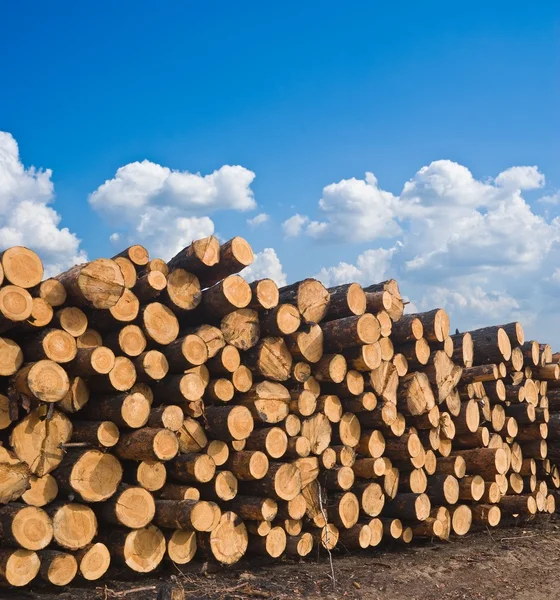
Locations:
1;1;559;342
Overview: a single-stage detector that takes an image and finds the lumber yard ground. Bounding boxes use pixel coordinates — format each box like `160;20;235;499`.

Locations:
8;517;560;600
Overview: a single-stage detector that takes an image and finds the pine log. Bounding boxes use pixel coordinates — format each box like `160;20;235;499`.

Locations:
322;283;365;321
344;343;382;371
450;505;472;535
243;427;288;459
82;391;150;428
113;256;137;289
21;474;57;508
285;323;324;363
452;447;508;477
241;462;302;501
163;268;202;313
365;290;392;313
99;484;155;529
0;549;41;586
138;302;179;346
397;372;436;416
154;499;220;532
71;420;120;448
152;372;205;403
113;245;149;267
469;326;512;364
0;337;23;377
74;542;111;581
247;278;279;311
46;503;97;550
221;308;260;350
13;359;70;404
385;493;431;521
197;511;248;565
124;460;167;492
322;314;380;353
238;381;290;425
168;453;216;484
167;235;220;275
0;285;33;333
244;336;293;381
38;550;77;586
20;326;77;365
103;525;166;572
54;259;125;309
54;448;122;501
204;405;254;441
115;428;179;462
10;407;72;476
206;344;240;375
278;279;330;324
32;278;67;307
232;364;253;393
17;297;53;332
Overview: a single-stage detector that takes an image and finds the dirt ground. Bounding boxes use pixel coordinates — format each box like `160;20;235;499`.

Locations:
8;516;560;600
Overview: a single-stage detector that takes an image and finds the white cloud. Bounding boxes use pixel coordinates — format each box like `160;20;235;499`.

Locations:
89;160;256;259
0;132;86;276
247;213;269;228
315;247;397;288
539;192;560;205
282;213;309;238
241;248;287;287
308;160;560;343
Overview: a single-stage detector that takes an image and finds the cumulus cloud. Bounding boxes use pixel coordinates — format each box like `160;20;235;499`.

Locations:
539;192;560;205
0;132;86;275
89;160;256;259
315;247;397;288
247;213;269;228
282;213;309;238
309;160;560;341
241;248;287;287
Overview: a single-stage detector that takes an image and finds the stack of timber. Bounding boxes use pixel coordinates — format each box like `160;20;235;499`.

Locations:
0;239;559;588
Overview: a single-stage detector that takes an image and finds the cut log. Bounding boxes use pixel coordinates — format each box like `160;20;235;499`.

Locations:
221;308;260;350
344;343;382;371
82;391;150;428
385;493;431;521
115;428;179;462
450;505;472;536
284;532;313;557
0;337;23;376
407;309;449;342
0;247;43;288
103;324;146;357
226;451;269;481
87;356;136;392
154;499;220;532
138;302;179;345
46;503;97;550
0;286;33;333
113;245;149;267
248;279;279;311
76;328;103;348
164;268;201;312
10;407;72;476
365;290;392;313
206;344;240;375
133;270;166;303
202;274;252;318
32;278;67;307
168;453;216;484
39;550;78;586
204;405;254;441
278;279;330;324
14;359;70;404
125;460;167;492
0;504;52;550
243;427;288;459
285;323;324;364
55;448;122;501
75;543;111;581
0;549;41;586
397;372;436;416
194;237;254;288
322;314;380;353
114;256;137;289
324;283;366;320
54;259;125;309
18;297;53;331
152;372;205;404
453;447;508;477
167;235;220;275
66;347;115;378
242;462;302;501
105;525;166;573
469;326;512;364
100;484;155;529
71;420;120;448
197;511;248;565
244;336;293;382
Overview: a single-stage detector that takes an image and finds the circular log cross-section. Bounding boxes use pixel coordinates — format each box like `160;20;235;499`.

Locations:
279;279;330;324
0;549;41;587
249;279;279;310
0;247;43;288
166;269;201;311
0;285;33;330
75;543;111;581
49;503;97;550
0;505;53;550
39;550;78;586
57;449;123;502
141;302;179;346
116;525;166;573
0;337;23;376
203;511;248;565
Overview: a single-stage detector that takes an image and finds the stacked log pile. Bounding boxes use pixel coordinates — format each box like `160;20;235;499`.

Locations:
0;239;559;587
